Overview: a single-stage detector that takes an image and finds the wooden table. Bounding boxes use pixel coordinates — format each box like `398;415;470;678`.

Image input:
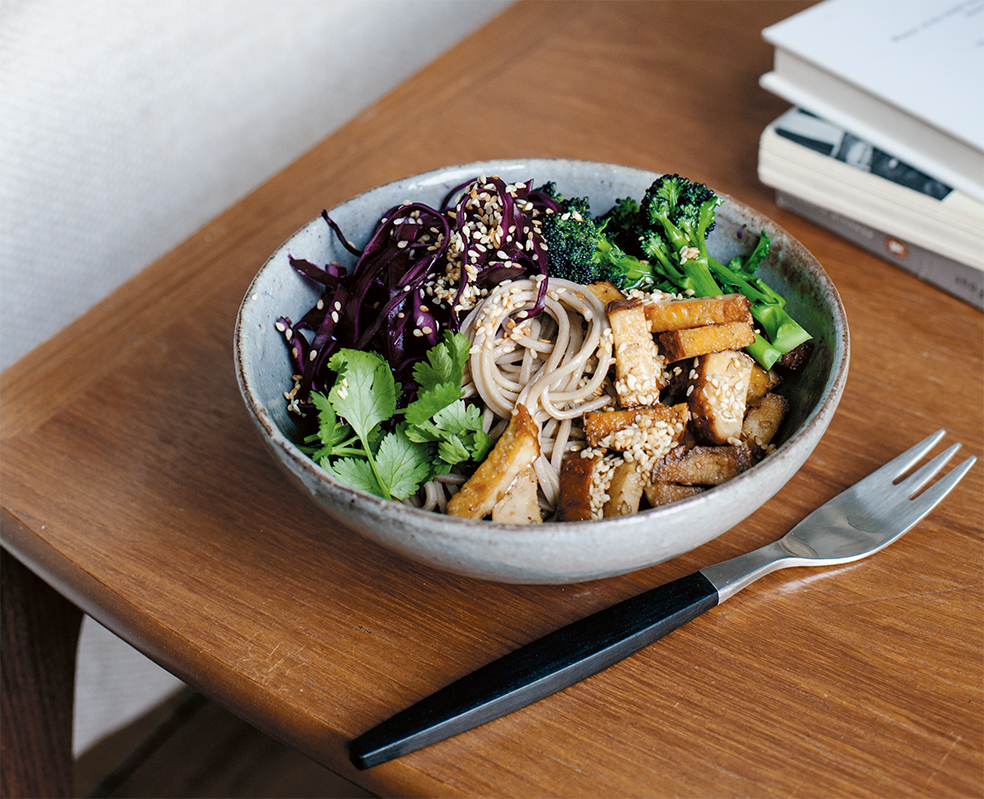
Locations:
3;2;982;796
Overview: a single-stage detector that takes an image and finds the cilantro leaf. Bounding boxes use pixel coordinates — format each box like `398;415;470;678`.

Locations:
404;381;462;427
308;391;353;460
437;435;471;466
375;430;433;500
468;429;494;462
326;349;399;441
448;330;470;374
322;349;401;499
432;401;483;438
425;400;495;468
412;345;453;394
432;402;493;461
412;331;469;394
330;457;384;497
403;419;442;444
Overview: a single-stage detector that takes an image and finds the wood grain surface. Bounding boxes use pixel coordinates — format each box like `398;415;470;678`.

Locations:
1;550;82;798
2;2;982;797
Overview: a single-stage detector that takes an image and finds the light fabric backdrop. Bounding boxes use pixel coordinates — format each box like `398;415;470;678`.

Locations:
0;0;512;755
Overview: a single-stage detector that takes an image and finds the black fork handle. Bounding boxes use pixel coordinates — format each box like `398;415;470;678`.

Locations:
349;571;719;769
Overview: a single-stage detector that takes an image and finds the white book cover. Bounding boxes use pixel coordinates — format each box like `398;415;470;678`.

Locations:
761;0;984;201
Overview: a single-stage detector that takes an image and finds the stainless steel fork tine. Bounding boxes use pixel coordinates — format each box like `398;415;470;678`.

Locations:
912;455;977;509
862;428;948;488
894;455;977;530
896;442;962;498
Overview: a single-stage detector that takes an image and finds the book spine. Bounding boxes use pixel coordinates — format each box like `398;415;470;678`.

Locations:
775;190;984;311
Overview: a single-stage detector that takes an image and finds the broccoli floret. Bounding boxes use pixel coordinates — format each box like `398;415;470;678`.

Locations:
636;174;811;369
637;174;723;298
595;232;654;290
538;195;597;284
536;187;652;291
596;197;645;257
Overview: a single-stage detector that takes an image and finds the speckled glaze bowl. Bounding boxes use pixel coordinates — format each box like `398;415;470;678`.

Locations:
235;159;849;584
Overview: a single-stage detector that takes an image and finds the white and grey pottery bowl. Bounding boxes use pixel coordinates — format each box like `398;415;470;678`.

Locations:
235;159;849;584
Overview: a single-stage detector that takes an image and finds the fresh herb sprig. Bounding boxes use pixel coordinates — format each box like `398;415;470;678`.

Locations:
302;332;492;501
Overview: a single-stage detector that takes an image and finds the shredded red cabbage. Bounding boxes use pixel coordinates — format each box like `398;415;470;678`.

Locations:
278;176;559;409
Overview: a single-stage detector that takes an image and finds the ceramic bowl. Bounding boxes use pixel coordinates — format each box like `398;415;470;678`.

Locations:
235;159;849;584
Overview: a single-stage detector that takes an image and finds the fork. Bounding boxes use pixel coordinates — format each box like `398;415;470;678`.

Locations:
350;429;977;769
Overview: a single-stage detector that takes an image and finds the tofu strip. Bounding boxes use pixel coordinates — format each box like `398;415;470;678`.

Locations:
607;298;666;408
646;293;751;332
447;404;540;519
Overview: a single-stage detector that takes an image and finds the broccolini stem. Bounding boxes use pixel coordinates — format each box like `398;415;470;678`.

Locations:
754;304;813;356
708;255;812;360
654;216;691;253
681;257;724;299
644;241;685;282
708;257;773;305
746;334;784;370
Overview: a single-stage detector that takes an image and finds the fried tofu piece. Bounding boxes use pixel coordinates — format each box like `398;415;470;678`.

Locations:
490;465;542;524
741;391;788;451
776;340;814;373
658;321;756;362
746;362;782;406
607;298;667;407
688;350;754;446
587;281;625;305
650;444;754;486
645;293;751;332
448;404;540;519
644;482;703;507
659;359;694;404
602;461;645;518
556;454;602;522
583;403;690;448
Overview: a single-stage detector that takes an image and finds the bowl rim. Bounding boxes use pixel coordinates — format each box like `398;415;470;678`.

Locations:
235;158;850;542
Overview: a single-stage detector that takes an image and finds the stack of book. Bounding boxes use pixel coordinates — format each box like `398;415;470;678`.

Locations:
757;0;984;310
